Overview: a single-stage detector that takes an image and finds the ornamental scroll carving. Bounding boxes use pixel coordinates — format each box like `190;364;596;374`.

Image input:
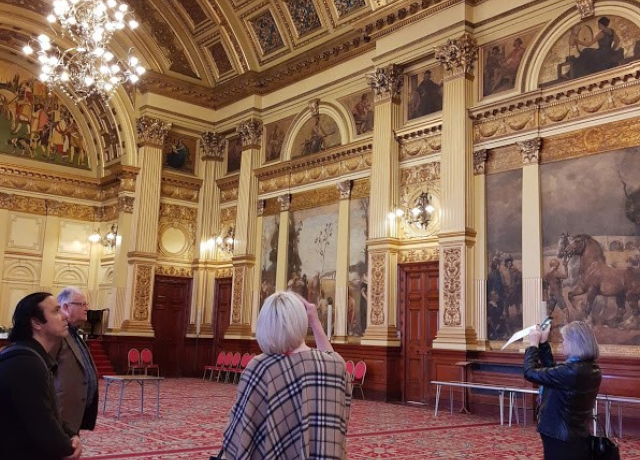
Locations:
136;117;171;147
576;0;594;18
337;180;352;199
237;119;263;148
132;264;153;321
366;64;403;102
370;253;386;325
517;137;542;165
435;33;479;78
442;247;462;326
473;150;488;175
200;131;226;161
231;265;245;323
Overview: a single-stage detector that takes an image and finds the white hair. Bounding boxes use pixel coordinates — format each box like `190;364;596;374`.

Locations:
561;321;600;361
256;291;308;354
57;286;84;307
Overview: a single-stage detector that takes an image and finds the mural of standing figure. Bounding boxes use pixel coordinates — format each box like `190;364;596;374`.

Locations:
544;258;569;322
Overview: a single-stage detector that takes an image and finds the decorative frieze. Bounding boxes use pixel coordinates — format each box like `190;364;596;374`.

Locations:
156;265;192;277
435;33;478;79
237;119;263;149
400;162;440;186
200;131;226;161
366;64;403;103
400;248;439;264
136;117;172;148
473;149;488;175
159;203;198;222
399;134;442;160
442;247;462;326
518;137;542;165
337;180;352;199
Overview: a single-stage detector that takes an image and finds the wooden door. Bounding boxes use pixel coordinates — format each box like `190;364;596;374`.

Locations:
399;262;439;404
213;278;232;355
152;276;191;377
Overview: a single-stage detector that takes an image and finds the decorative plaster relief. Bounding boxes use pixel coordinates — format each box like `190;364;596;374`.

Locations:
575;0;594;18
277;194;291;211
473;149;488;175
159;225;189;255
54;264;88;286
118;196;135;214
369;253;386;326
237;119;263;148
399;135;441;160
57;221;92;255
155;265;193;278
3;259;41;282
400;162;440;186
436;33;478;78
231;265;245;323
366;64;403;102
337;180;352;199
518;137;542;165
132;265;153;321
217;267;233;279
400;248;439;264
442;247;462;326
136;117;172;147
200;131;226;161
8;215;44;252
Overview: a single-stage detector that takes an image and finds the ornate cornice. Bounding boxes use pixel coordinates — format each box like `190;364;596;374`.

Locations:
0;165;101;201
435;33;478;79
136;116;172;148
397;125;442;161
216;176;239;204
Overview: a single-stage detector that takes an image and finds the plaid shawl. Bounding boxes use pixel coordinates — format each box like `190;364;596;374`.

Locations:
223;349;351;460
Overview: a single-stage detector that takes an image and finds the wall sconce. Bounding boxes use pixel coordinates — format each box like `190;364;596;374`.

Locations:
215;225;235;254
405;191;435;230
89;223;118;249
387;206;404;221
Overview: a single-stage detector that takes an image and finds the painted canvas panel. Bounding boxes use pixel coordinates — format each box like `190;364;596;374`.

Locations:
207;42;233;75
486;169;523;341
260;215;278;308
541;148;640;346
226;136;242;174
539;15;640;88
287;203;339;334
285;0;322;38
334;0;367;18
291;114;340;157
163;133;197;173
481;29;537;98
348;197;369;337
406;65;444;121
0;64;89;169
264;116;294;163
339;90;374;136
249;10;285;55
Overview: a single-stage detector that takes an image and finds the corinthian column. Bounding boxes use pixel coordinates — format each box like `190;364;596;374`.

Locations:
361;64;403;346
121;116;171;335
190;132;226;337
226;118;262;339
519;138;544;329
433;34;479;350
473;150;489;349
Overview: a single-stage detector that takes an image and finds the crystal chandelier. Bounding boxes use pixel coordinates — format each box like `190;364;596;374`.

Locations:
22;0;145;103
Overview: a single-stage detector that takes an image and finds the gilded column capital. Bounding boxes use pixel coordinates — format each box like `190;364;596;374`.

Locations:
576;0;594;18
237;118;263;149
337;180;352;199
473;149;488;175
136;116;171;148
277;193;291;211
257;199;266;216
366;64;404;103
200;131;226;161
118;195;135;213
0;191;14;208
435;33;479;79
517;137;542;165
308;98;320;117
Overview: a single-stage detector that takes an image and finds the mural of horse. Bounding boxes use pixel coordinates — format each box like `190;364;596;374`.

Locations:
557;233;640;327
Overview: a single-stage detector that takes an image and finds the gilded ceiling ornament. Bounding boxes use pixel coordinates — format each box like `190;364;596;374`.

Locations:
237;118;263;148
337;180;352;199
575;0;594;18
136;116;172;147
435;33;479;78
200;131;226;161
366;64;404;102
473;149;488;175
517;137;542;165
277;193;291;211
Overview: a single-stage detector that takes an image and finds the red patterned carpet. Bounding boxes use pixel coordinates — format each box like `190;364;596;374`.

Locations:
81;378;640;460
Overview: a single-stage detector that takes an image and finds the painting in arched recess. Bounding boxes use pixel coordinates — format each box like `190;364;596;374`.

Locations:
541;147;640;346
538;15;640;88
291;114;341;158
0;61;89;169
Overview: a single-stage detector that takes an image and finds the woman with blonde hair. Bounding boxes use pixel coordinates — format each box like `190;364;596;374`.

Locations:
524;321;601;460
222;291;351;460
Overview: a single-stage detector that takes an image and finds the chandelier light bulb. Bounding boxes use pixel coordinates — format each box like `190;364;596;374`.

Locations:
37;34;50;43
39;73;49;81
107;0;116;7
128;19;138;29
103;51;114;61
38;54;49;63
23;45;33;54
128;74;139;83
47;14;57;22
60;72;70;81
119;4;128;11
426;204;435;213
135;66;145;75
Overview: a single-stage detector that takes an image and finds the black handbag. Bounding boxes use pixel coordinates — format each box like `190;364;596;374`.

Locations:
589;414;620;460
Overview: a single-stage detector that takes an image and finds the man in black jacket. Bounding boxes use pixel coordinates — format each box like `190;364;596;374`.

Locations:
0;292;81;460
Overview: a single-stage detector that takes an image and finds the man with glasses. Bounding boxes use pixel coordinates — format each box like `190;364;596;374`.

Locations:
53;287;99;434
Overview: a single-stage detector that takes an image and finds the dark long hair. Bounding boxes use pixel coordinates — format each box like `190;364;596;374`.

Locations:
9;292;52;342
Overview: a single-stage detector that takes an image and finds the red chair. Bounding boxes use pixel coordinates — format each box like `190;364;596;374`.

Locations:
141;348;160;376
225;352;242;383
222;352;234;382
345;360;355;382
127;349;144;375
232;353;253;384
352;360;367;399
203;351;226;381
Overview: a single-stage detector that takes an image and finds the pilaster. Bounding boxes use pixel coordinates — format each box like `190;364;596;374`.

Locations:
473;149;489;350
519;137;545;327
252;199;266;334
333;180;352;343
226;118;262;339
433;33;479;350
121;116;171;335
361;64;403;346
275;193;291;291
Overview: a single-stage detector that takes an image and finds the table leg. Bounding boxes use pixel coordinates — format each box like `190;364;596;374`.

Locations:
499;390;504;426
102;381;111;415
434;385;441;417
508;392;513;427
141;380;145;415
449;386;453;415
522;393;526;426
156;380;160;419
618;404;623;439
117;381;124;420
